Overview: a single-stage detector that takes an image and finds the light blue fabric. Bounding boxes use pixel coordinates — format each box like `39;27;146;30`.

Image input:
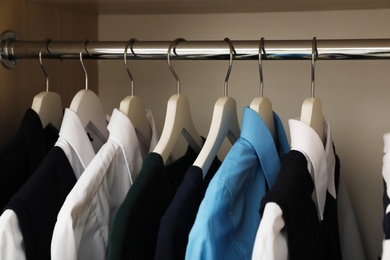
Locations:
185;107;290;260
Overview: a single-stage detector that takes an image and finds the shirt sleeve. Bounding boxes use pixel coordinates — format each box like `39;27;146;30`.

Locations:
185;181;233;260
0;210;26;260
251;202;288;260
50;202;79;260
383;240;390;259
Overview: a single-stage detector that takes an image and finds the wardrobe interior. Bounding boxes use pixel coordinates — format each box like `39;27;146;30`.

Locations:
2;0;390;259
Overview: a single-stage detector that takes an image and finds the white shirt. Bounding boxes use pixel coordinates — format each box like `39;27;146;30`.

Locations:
381;133;390;259
252;117;365;260
50;108;159;260
0;108;107;260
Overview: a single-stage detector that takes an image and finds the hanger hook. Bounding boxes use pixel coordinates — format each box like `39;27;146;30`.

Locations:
223;38;236;97
259;37;266;97
311;37;318;99
124;38;138;96
39;38;52;92
79;40;89;90
167;38;185;95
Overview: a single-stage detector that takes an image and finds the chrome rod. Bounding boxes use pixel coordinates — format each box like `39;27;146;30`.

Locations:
2;31;390;68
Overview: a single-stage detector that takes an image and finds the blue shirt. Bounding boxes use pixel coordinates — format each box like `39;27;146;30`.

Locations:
185;107;290;260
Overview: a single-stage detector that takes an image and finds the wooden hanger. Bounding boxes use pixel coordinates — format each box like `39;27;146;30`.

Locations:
194;38;240;177
249;38;276;141
31;39;63;130
300;37;325;144
119;38;152;147
69;40;109;139
153;38;203;164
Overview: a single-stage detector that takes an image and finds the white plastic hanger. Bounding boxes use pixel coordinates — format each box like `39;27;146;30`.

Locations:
31;39;63;130
69;40;109;139
300;37;325;144
153;38;203;164
119;38;152;147
249;38;276;142
193;38;240;178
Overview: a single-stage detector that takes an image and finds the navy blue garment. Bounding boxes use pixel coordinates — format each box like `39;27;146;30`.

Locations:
384;181;390;239
0;109;58;211
155;159;221;260
260;150;341;260
4;146;76;260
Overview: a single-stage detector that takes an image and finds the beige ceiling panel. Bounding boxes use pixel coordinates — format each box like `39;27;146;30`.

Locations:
24;0;390;14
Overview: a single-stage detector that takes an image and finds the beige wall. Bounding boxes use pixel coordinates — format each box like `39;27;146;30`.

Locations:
0;0;98;145
99;9;390;259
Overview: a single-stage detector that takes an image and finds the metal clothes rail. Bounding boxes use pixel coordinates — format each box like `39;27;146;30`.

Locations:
2;30;390;69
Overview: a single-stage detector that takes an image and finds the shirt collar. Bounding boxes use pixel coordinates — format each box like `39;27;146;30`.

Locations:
384;133;390;155
240;107;290;189
108;108;144;182
289;117;336;221
58;108;97;173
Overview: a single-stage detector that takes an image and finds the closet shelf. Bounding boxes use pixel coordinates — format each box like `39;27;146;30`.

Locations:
2;30;390;69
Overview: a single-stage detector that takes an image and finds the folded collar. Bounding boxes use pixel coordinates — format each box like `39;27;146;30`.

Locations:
58;108;97;175
108;109;143;182
241;107;290;189
289;117;336;221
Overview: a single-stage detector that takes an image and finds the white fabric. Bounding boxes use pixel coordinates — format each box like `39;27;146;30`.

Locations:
56;108;107;179
252;117;365;260
251;202;288;260
383;239;390;260
383;133;390;202
0;210;25;260
381;133;390;259
50;108;159;260
0;108;106;260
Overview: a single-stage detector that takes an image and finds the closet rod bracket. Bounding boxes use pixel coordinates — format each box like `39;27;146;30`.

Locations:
0;30;18;69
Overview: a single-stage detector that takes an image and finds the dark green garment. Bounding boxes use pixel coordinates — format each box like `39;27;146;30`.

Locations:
107;145;216;260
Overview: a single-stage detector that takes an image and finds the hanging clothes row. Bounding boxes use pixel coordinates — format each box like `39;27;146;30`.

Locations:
0;36;159;260
0;33;386;260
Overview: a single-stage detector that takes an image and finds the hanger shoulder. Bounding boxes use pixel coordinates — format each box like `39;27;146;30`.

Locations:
153;94;203;164
193;96;240;176
300;97;325;143
31;91;63;130
70;89;109;139
120;95;152;146
209;96;240;143
250;96;276;141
